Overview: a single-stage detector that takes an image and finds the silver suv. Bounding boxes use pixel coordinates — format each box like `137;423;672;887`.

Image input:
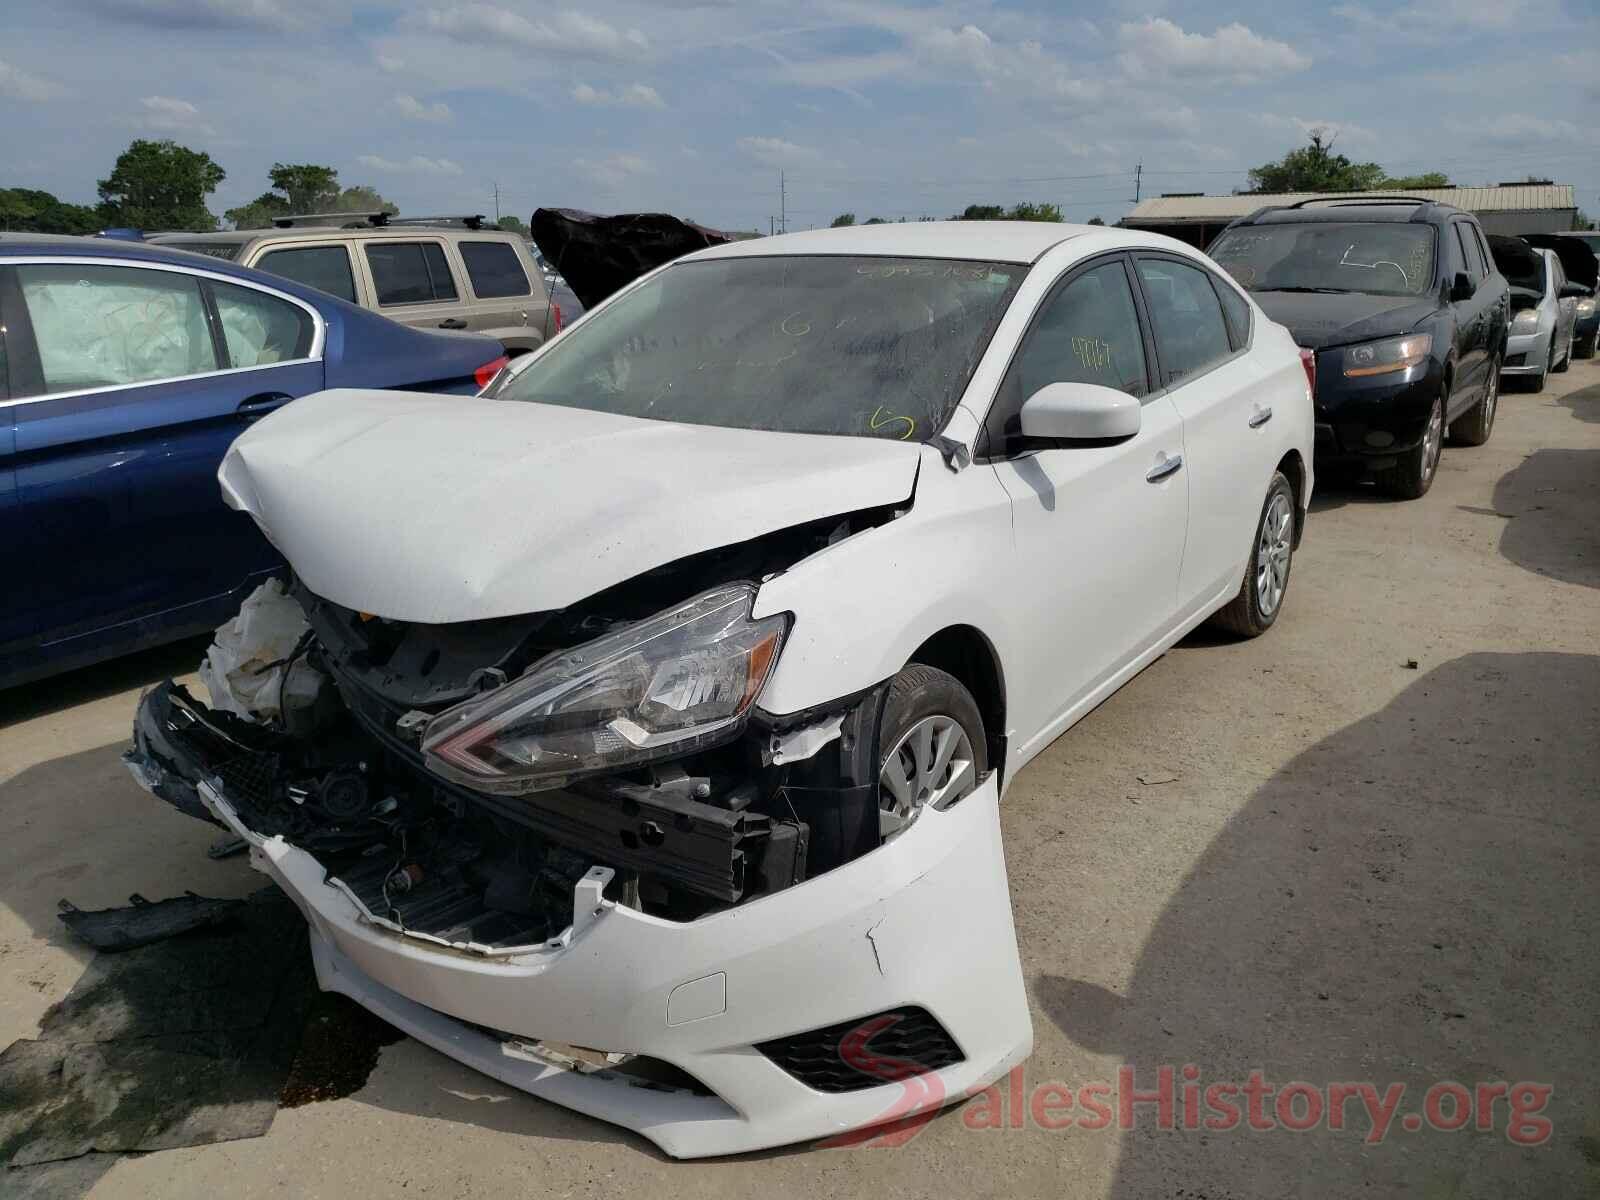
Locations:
152;215;561;356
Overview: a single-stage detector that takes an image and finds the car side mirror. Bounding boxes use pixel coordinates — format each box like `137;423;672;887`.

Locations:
1559;283;1589;299
1450;272;1475;302
1019;382;1141;442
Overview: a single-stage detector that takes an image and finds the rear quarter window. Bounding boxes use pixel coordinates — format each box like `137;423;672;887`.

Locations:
459;240;531;298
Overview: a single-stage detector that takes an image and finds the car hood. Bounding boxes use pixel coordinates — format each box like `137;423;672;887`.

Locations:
218;389;924;624
1248;291;1441;350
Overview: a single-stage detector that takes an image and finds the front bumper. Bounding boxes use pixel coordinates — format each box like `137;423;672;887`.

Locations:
1501;329;1553;376
129;695;1032;1158
1311;354;1444;464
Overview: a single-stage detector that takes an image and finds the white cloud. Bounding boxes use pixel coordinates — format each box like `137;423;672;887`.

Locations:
357;153;463;175
737;136;832;168
376;53;405;72
394;93;452;122
574;152;652;187
0;58;64;102
1117;18;1309;83
1256;113;1376;146
420;5;648;60
1466;114;1582;145
84;0;339;32
1336;0;1538;35
135;95;216;134
910;24;1100;108
571;82;665;109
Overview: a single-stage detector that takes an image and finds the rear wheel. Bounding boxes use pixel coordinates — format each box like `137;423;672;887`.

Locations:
876;665;987;841
1377;391;1444;499
1449;358;1498;447
1577;329;1599;360
1210;472;1295;638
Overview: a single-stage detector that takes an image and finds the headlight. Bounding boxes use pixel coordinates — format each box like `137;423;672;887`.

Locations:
1341;333;1432;378
422;584;787;793
1577;298;1596;318
1509;308;1540;335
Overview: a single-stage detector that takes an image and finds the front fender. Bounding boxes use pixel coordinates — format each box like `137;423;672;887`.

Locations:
752;446;1018;724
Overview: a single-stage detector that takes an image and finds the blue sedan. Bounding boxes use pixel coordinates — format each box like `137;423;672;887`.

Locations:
0;235;509;689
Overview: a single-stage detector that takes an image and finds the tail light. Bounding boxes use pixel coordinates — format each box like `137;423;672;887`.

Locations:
551;302;563;333
1299;347;1316;402
474;354;509;391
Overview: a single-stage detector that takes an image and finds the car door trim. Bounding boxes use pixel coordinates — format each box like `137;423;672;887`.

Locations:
1145;454;1184;482
0;255;326;411
1248;407;1273;428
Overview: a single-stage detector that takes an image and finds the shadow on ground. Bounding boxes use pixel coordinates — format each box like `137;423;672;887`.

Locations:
1556;380;1600;425
1490;449;1600;589
0;636;210;729
1037;652;1600;1197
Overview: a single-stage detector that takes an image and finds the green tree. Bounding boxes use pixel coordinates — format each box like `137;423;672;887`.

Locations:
1006;202;1062;222
1576;209;1593;231
497;215;529;235
224;191;291;230
864;216;889;224
1087;215;1106;226
97;139;225;231
830;212;856;227
333;184;397;216
955;204;1007;220
0;187;101;234
1381;172;1450;189
269;163;340;212
1247;131;1386;194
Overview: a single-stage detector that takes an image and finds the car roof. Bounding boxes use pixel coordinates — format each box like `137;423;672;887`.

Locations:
683;220;1101;265
0;233;349;305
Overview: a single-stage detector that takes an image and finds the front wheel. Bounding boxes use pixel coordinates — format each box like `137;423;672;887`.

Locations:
1449;358;1499;447
1377;392;1444;499
877;665;987;841
1576;330;1599;361
1209;471;1296;638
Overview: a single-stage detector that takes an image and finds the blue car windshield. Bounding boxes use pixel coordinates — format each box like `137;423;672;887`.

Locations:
492;255;1025;442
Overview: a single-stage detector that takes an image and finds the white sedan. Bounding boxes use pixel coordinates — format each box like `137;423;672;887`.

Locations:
129;221;1313;1156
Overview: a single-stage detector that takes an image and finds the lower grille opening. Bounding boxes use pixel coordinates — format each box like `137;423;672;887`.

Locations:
756;1006;964;1093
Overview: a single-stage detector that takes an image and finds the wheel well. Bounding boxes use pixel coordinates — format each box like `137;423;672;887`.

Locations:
1276;449;1307;548
908;626;1007;784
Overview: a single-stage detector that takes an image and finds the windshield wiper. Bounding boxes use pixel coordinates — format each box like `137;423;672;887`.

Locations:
1254;286;1353;294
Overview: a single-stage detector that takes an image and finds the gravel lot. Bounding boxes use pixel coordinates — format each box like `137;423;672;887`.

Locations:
3;362;1597;1199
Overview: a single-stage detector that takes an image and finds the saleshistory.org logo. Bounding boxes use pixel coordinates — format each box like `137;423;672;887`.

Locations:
818;1015;1554;1150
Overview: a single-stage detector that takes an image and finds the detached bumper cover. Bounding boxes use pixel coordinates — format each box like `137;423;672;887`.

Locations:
129;698;1033;1158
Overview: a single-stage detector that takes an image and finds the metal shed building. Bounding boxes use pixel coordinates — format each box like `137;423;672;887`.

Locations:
1121;185;1579;249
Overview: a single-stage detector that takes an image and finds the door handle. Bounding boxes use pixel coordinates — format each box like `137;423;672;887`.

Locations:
237;393;291;418
1248;406;1273;428
438;318;469;330
1146;454;1184;483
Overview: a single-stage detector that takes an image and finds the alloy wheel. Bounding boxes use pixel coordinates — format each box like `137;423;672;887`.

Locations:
879;714;977;838
1421;398;1443;485
1255;490;1294;618
1482;367;1498;434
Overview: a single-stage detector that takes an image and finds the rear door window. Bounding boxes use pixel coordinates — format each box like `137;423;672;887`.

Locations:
211;280;315;366
1213;277;1252;350
365;241;458;305
1135;257;1234;385
1454;225;1485;284
459;240;531;298
16;263;217;395
256;245;357;304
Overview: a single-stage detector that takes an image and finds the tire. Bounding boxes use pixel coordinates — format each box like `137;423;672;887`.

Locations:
1529;339;1552;393
1210;471;1296;638
876;665;987;840
1577;330;1598;361
1449;357;1499;447
1377;391;1444;499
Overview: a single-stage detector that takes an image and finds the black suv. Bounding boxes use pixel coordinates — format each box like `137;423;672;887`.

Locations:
1209;199;1509;499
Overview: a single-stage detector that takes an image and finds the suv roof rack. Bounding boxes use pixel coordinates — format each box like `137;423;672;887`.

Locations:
271;210;391;229
384;214;490;230
1285;196;1433;209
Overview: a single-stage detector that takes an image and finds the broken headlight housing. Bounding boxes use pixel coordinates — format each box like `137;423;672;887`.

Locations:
422;584;787;793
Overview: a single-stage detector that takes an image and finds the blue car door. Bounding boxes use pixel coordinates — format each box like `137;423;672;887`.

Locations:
0;258;324;663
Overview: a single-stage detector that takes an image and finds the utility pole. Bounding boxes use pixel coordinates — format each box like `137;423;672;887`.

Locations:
780;170;787;235
491;181;501;223
1131;162;1142;205
769;215;775;236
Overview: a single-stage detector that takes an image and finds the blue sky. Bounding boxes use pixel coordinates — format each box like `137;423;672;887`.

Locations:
3;0;1598;231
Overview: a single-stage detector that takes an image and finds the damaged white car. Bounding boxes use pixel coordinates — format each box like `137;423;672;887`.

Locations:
128;223;1313;1157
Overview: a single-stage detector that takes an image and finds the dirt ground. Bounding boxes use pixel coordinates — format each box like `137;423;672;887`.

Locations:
3;363;1597;1199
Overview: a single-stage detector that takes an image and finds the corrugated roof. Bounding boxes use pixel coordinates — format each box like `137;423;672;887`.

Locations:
1125;186;1577;224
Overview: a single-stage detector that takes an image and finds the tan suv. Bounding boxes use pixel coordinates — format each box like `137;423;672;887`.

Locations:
152;215;562;356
